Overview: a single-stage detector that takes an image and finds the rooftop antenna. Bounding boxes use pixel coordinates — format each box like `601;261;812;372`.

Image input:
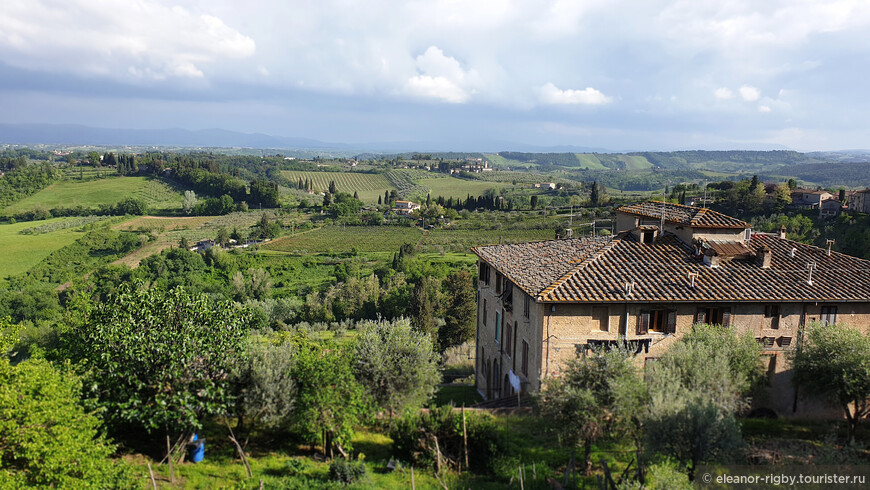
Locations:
687;272;699;288
826;239;835;256
806;261;816;286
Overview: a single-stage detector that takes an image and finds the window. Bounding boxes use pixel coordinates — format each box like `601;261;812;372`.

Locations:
482;299;487;327
495;311;501;343
592;306;609;332
503;281;513;311
521;340;529;376
820;306;837;325
480;347;485;374
479;262;490;286
504;320;512;357
495;272;503;294
523;295;530;319
695;306;731;326
764;304;780;329
642;230;654;243
638;308;676;334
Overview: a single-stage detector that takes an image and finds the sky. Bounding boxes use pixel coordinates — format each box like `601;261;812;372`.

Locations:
1;0;869;152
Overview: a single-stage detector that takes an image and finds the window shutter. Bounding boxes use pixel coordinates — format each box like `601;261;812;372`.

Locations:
665;310;677;334
638;311;650;335
695;308;706;324
722;307;732;326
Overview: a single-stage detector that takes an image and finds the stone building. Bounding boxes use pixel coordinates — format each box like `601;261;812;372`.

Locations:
472;201;870;416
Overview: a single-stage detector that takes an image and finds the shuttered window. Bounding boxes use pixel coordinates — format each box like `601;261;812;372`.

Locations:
638;308;676;334
521;340;529;376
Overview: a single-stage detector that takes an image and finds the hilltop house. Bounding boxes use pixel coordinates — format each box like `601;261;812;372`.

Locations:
473;201;870;416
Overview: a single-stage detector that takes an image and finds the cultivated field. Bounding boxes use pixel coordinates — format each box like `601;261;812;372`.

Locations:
0;217;93;279
417;177;505;200
420;228;555;253
2;176;183;214
281;171;394;203
263;225;423;254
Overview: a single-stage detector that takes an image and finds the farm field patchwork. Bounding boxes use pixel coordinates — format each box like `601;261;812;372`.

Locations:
281;171;394;203
2;176;183;214
0;217;93;279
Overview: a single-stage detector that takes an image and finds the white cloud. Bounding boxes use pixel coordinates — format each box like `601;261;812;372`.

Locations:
758;105;772;113
538;83;611;105
404;46;478;103
405;75;469;103
714;87;734;99
0;0;255;80
739;85;761;101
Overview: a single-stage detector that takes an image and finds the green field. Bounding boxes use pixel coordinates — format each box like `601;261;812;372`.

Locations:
281;171;394;203
0;218;92;279
2;176;183;214
575;153;609;170
421;228;555;252
263;225;423;254
417;177;505;200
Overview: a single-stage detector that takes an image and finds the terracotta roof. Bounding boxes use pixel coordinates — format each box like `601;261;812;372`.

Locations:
473;232;870;304
617;201;749;229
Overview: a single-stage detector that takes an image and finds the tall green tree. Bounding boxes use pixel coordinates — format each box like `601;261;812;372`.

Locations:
292;340;372;456
790;322;870;441
0;318;133;487
66;285;251;438
439;270;476;351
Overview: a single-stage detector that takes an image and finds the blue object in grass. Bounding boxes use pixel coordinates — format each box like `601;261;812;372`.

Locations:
188;433;205;463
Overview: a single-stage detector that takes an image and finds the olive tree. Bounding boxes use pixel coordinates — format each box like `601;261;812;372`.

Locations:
538;346;645;476
355;318;441;418
790;322;870;441
644;324;762;478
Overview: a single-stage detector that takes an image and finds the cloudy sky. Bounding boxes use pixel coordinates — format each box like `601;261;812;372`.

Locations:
1;0;869;151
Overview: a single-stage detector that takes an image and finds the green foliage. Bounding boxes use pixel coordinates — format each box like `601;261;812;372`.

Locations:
0;319;132;487
390;405;507;473
538;347;645;474
67;284;251;435
355;318;440;417
790;322;870;440
440;270;477;351
643;324;760;475
231;334;297;433
292;339;373;452
327;457;368;485
0;163;54;209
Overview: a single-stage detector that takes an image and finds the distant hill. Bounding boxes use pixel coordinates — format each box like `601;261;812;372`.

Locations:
0;124;343;150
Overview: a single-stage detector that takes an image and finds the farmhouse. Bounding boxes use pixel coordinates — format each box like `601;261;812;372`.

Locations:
393;200;421;216
473;201;870;416
790;189;833;209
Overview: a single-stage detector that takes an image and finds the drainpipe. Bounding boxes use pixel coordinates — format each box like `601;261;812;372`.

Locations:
544;306;551;381
792;302;808;414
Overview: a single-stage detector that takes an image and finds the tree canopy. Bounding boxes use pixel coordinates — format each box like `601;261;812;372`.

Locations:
67;284;251;436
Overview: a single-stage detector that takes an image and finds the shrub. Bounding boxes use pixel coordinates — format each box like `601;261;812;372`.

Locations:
328;457;368;485
390;405;507;474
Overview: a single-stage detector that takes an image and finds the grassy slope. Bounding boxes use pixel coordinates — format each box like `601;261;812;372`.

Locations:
0;218;89;279
574;154;608;170
2;176;182;214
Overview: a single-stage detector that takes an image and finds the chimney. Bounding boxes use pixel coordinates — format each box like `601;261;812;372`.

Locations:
755;245;772;269
778;225;787;240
